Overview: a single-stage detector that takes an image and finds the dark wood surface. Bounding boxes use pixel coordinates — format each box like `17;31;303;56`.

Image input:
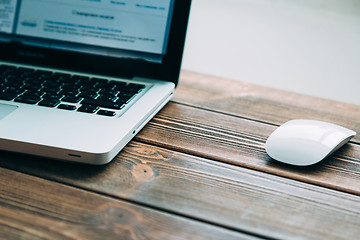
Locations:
1;71;359;239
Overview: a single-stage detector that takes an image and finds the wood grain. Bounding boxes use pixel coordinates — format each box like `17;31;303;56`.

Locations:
1;71;359;240
0;167;253;240
175;71;360;143
136;102;360;195
0;142;359;240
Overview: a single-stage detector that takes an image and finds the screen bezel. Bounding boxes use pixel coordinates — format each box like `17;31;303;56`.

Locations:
0;0;192;86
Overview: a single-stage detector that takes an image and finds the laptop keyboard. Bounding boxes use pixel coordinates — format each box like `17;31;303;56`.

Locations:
0;64;146;117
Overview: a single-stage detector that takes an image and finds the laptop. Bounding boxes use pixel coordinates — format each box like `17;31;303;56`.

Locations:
0;0;192;164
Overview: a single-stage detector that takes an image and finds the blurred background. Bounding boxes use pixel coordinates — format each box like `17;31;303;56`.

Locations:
182;0;360;105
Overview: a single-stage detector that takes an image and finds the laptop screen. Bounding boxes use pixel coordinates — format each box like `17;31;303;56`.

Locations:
0;0;174;63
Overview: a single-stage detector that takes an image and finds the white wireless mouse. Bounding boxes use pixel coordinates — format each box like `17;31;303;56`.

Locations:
265;119;356;166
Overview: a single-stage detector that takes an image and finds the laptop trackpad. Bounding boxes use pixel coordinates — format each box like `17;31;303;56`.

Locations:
0;103;18;120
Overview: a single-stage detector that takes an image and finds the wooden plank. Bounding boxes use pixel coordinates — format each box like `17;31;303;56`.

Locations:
176;71;360;143
0;167;253;240
0;142;359;239
136;102;360;195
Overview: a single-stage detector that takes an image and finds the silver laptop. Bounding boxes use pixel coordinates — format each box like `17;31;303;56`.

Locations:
0;0;191;164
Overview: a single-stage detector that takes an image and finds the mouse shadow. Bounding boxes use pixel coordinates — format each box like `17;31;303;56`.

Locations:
264;155;333;174
264;143;356;175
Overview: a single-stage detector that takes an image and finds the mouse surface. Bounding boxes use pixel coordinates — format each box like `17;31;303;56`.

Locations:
265;119;356;166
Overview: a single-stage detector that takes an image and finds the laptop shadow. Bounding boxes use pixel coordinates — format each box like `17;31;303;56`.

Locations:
0;150;111;181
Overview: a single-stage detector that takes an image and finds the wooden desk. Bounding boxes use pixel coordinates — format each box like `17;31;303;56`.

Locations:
1;71;359;239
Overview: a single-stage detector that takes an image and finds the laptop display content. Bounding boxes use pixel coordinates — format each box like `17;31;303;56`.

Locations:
0;0;192;164
1;0;174;62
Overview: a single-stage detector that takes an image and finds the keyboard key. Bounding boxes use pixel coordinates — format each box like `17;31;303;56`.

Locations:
53;72;71;79
25;90;43;97
15;95;41;104
97;94;117;102
18;67;35;75
71;75;89;81
79;85;96;91
81;98;124;110
4;81;23;88
97;110;116;117
59;89;79;96
78;91;98;99
40;86;61;94
98;89;119;95
4;87;25;95
42;93;63;100
24;84;43;91
117;93;134;104
58;104;77;111
0;92;18;101
62;96;82;103
78;105;99;113
35;70;53;78
128;83;145;92
0;65;17;72
111;81;127;89
96;82;112;90
91;77;108;85
42;81;62;88
38;98;60;107
61;82;79;88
